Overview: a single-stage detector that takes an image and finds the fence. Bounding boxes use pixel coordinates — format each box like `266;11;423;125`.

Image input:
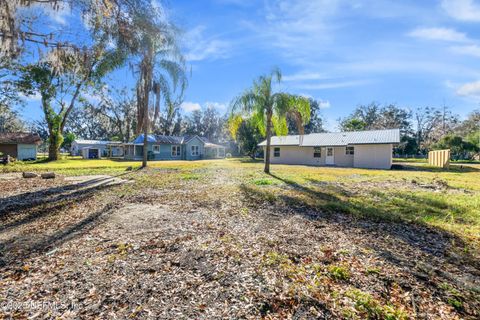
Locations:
428;149;450;168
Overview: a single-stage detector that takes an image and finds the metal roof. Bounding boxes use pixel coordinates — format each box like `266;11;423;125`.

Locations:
131;134;222;146
258;129;400;147
75;140;119;145
0;132;42;145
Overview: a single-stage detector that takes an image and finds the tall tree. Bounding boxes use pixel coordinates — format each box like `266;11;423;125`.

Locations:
339;102;411;135
230;69;311;173
184;107;225;142
107;1;187;167
414;106;459;153
0;104;25;133
228;116;263;159
16;46;125;160
287;98;324;134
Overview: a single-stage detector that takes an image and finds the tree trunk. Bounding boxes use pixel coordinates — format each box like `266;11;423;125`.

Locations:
142;110;148;168
264;111;272;173
48;130;62;161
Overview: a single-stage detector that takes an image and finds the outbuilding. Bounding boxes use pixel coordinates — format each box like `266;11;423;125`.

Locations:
0;132;42;160
258;128;400;170
71;140;121;157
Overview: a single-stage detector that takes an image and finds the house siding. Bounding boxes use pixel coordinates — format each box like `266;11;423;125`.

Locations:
17;144;37;160
150;143;183;160
71;142;109;157
353;144;392;169
267;146;326;166
185;137;205;160
264;144;392;169
333;147;354;167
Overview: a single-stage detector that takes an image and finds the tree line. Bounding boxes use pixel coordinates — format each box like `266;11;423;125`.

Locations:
339;103;479;159
1;2;478;163
1;0;187;167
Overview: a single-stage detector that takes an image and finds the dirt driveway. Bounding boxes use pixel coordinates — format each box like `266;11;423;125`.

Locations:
0;168;479;319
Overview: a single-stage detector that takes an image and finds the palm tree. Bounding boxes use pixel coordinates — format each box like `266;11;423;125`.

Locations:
231;69;311;173
113;2;187;168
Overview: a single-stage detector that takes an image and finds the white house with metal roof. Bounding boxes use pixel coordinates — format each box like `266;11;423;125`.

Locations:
258;129;400;169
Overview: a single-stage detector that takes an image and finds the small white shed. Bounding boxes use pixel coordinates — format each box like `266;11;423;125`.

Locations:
81;147;101;159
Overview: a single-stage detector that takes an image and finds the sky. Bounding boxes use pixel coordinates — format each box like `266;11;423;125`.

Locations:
19;0;480;131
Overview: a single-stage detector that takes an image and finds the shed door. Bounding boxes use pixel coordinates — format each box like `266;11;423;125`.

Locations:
88;149;99;159
326;147;335;165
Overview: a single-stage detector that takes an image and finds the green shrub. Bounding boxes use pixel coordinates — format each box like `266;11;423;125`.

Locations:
328;265;350;281
252;178;274;186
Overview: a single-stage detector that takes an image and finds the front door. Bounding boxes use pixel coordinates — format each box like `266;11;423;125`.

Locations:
326;147;334;165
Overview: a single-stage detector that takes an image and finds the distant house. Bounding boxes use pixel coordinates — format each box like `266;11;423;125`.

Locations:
258;129;400;169
71;140;124;158
124;134;226;161
0;132;42;160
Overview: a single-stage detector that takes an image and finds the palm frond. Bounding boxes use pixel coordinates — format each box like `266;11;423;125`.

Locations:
272;114;288;136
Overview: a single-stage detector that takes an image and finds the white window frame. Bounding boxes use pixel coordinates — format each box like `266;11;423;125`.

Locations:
274;147;280;157
191;145;199;156
171;145;181;157
346;146;354;155
153;145;161;154
313;147;321;158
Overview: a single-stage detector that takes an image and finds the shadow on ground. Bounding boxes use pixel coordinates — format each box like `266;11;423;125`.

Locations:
0;177;123;266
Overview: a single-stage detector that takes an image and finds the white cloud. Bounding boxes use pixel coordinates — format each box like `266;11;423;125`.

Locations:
20;92;42;102
456;81;480;97
181;101;201;112
450;45;480;57
296;79;370;90
318;100;331;109
408;27;469;42
283;72;328;82
255;0;340;62
43;3;71;25
441;0;480;22
205;101;228;111
184;26;231;62
82;93;101;104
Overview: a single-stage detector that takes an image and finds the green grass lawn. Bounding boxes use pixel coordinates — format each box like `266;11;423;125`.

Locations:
2;157;480;246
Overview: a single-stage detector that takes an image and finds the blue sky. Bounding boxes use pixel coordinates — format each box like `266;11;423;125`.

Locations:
20;0;480;131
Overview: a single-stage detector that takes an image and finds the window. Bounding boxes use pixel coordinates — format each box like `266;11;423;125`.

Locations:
153;145;160;154
171;145;181;157
191;145;199;156
346;146;354;155
314;147;321;158
274;147;280;157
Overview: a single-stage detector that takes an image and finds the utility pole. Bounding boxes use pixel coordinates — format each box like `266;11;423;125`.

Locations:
442;99;446;137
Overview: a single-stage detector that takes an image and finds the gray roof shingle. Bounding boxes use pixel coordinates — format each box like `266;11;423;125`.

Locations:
258;129;400;147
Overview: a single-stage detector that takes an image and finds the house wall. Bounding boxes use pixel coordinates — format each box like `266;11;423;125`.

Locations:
17;144;37;160
0;144;18;158
264;144;392;169
149;143;183;160
109;146;124;157
332;147;354;167
205;147;226;159
267;146;326;166
71;142;108;156
353;144;392;169
185;137;205;160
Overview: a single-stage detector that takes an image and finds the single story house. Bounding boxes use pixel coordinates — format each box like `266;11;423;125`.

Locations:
259;128;400;169
124;134;226;161
0;132;42;160
71;140;123;158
